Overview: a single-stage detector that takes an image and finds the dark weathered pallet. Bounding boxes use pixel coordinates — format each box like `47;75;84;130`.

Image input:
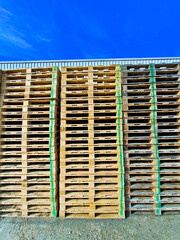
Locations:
123;63;180;216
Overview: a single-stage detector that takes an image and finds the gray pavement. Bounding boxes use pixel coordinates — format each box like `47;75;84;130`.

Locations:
0;215;179;240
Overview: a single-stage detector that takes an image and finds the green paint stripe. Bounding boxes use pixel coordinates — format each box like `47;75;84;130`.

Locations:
49;67;57;217
150;64;161;215
117;65;124;217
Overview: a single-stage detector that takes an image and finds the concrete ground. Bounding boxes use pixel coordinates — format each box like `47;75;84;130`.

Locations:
0;215;179;240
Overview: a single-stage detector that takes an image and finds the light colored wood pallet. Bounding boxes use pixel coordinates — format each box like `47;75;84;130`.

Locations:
59;65;125;218
0;67;60;217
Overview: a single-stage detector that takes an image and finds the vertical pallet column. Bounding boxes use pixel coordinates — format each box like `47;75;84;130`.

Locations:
24;67;59;217
0;70;5;192
0;70;5;153
49;67;59;217
0;67;59;217
88;66;95;218
59;67;67;218
123;65;156;214
59;67;90;218
0;69;26;217
21;68;31;217
116;65;125;218
122;66;130;215
149;64;161;215
33;67;58;217
93;65;124;218
155;64;180;214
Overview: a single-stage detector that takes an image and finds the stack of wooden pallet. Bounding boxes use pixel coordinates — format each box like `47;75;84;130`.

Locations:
60;66;125;218
0;67;60;217
0;63;179;218
122;63;180;215
154;64;180;214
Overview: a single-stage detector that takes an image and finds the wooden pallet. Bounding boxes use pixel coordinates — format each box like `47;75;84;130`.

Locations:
59;65;125;218
123;63;180;215
0;67;60;217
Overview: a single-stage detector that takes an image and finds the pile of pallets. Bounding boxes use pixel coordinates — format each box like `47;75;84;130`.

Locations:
0;67;60;217
155;64;180;214
0;63;179;218
122;63;180;215
60;66;125;218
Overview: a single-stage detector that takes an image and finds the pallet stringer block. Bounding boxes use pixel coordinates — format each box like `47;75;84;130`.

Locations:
149;64;162;215
122;66;130;216
0;70;5;156
115;65;125;218
88;66;96;218
21;68;31;217
88;66;95;218
59;67;67;218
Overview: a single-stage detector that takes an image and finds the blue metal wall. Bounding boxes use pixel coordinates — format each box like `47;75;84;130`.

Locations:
0;57;180;70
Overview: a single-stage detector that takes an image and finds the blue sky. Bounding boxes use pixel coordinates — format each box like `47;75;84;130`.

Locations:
0;0;179;61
